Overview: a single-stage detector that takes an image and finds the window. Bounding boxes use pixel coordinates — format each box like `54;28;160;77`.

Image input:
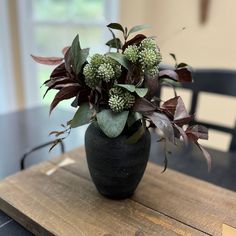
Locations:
0;0;16;114
17;0;119;108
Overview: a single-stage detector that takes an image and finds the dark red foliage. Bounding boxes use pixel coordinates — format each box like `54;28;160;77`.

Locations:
122;34;146;51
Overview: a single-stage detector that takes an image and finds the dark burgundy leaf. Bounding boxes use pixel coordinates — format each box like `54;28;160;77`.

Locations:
147;112;175;143
174;124;188;145
71;88;91;107
186;125;208;142
159;69;178;81
122;34;146;51
144;74;159;100
50;63;67;79
50;85;80;114
31;55;63;65
175;67;193;82
45;77;71;88
132;98;156;113
162;96;193;125
159;68;193;83
174;96;190;120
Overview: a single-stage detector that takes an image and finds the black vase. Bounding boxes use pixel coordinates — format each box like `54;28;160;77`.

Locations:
85;122;151;199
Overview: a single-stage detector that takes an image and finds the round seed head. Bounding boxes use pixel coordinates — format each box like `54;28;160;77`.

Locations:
90;54;105;68
124;92;135;109
84;64;100;89
139;48;162;69
124;45;139;63
108;95;125;112
146;67;159;77
97;63;115;82
140;38;157;50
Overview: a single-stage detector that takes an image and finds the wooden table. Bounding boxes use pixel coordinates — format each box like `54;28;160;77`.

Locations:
0;147;235;236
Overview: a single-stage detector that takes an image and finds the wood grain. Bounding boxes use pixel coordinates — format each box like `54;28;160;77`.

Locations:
51;148;236;236
0;150;205;236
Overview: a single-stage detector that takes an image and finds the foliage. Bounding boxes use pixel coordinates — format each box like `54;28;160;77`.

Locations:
32;23;211;171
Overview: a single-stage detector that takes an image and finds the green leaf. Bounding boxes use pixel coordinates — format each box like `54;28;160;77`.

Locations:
128;24;150;36
177;62;189;68
75;48;90;75
70;103;94;128
70;34;90;74
135;88;148;97
126;124;145;144
97;110;129;138
106;52;131;71
71;34;81;52
116;84;135;92
169;53;177;67
159;78;181;87
127;112;142;128
106;38;122;49
107;23;124;33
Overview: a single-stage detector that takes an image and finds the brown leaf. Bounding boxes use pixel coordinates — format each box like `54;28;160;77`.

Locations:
174;124;188;145
49;139;62;152
186;125;208;142
175;67;193;82
50;63;67;79
44;79;76;98
122;34;146;51
159;68;193;83
31;55;63;65
162;96;193;125
50;85;80;114
159;70;178;81
147;112;175;143
132;98;156;113
45;77;71;88
144;74;159;100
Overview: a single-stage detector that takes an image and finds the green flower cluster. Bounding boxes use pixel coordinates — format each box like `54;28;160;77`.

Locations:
124;38;162;76
83;54;122;89
108;87;135;112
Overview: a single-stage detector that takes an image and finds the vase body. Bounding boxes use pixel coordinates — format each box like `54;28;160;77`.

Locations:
85;122;151;199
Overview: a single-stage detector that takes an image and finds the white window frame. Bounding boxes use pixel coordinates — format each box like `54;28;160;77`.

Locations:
0;0;17;114
16;0;119;108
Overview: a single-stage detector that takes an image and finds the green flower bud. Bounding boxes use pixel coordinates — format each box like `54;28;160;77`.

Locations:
104;56;122;78
90;54;105;68
84;64;100;89
113;64;122;78
146;67;159;77
139;48;162;69
108;95;125;112
124;45;139;63
124;92;135;109
140;38;157;50
109;87;124;96
97;63;115;82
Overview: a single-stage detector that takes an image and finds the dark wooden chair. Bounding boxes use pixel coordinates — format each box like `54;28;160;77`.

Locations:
158;69;236;152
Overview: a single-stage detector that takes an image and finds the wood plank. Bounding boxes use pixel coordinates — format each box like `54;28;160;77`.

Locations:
52;147;236;236
0;160;204;236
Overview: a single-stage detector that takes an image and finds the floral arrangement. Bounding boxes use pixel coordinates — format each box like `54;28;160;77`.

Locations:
32;23;210;171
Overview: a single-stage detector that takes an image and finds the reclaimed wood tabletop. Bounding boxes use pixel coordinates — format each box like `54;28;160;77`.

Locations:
0;147;235;236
